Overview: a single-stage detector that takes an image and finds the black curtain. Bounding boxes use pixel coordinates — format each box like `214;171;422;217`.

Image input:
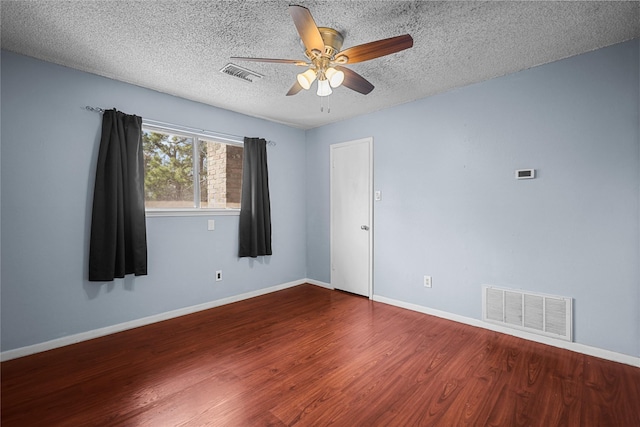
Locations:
89;109;147;281
239;137;272;257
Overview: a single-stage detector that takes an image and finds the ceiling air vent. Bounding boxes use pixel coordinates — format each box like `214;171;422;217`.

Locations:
220;63;263;83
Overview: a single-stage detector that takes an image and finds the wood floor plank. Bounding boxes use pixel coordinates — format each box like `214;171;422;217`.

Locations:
2;284;639;426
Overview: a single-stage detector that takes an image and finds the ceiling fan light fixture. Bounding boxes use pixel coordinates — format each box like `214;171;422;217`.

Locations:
317;78;332;96
297;68;317;90
232;6;413;98
325;67;344;88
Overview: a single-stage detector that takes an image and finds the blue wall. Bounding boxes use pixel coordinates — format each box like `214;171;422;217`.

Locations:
1;51;307;351
306;40;639;357
2;39;638;358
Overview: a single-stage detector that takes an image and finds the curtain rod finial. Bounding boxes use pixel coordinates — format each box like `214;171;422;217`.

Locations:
85;106;104;113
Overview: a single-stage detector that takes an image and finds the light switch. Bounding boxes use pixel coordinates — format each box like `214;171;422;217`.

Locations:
207;219;215;231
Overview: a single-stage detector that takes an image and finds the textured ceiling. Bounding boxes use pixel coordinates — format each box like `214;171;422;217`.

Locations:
1;1;639;129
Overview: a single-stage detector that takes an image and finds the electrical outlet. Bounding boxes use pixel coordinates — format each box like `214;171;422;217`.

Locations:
424;275;432;288
216;270;222;282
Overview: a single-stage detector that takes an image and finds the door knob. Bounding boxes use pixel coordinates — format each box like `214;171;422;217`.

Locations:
361;225;370;230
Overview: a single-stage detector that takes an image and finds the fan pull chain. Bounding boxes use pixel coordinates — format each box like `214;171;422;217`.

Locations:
319;96;331;114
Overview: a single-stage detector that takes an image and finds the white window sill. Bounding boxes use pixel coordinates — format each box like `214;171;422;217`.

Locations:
145;209;240;217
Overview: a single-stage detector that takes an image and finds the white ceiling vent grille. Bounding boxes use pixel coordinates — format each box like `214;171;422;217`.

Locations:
482;286;572;341
220;63;263;83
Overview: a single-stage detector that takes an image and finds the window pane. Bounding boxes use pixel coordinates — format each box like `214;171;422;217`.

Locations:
202;139;243;209
143;130;195;208
198;141;208;206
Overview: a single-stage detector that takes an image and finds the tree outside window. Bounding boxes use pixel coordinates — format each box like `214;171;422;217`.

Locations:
142;126;242;210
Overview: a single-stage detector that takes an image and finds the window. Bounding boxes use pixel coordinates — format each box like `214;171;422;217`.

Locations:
142;125;243;213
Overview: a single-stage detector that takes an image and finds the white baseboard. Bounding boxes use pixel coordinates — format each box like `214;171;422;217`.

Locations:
5;282;636;368
373;294;640;368
1;279;315;362
304;278;333;289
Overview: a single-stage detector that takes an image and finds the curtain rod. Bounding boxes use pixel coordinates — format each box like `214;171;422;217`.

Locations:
84;106;276;146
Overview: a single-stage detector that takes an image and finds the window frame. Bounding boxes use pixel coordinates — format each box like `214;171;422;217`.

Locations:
141;123;243;217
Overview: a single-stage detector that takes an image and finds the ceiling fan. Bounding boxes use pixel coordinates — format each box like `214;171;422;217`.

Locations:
231;5;413;97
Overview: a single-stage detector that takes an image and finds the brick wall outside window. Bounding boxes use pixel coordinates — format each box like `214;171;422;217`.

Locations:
206;142;243;209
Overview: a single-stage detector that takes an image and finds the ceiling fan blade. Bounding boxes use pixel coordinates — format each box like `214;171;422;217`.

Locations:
336;66;374;95
286;81;304;96
231;57;307;65
289;5;325;53
335;34;413;64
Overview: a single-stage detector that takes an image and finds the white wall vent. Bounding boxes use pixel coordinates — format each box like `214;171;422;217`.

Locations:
220;63;263;83
482;286;572;341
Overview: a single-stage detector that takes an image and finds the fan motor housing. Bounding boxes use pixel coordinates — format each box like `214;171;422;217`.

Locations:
303;27;345;60
319;27;344;55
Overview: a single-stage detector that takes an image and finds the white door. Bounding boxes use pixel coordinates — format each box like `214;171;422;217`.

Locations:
330;137;373;297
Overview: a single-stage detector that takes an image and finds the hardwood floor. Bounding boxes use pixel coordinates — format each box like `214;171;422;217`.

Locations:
2;284;639;426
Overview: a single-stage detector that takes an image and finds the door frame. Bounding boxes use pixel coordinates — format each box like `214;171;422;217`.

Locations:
330;137;374;299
